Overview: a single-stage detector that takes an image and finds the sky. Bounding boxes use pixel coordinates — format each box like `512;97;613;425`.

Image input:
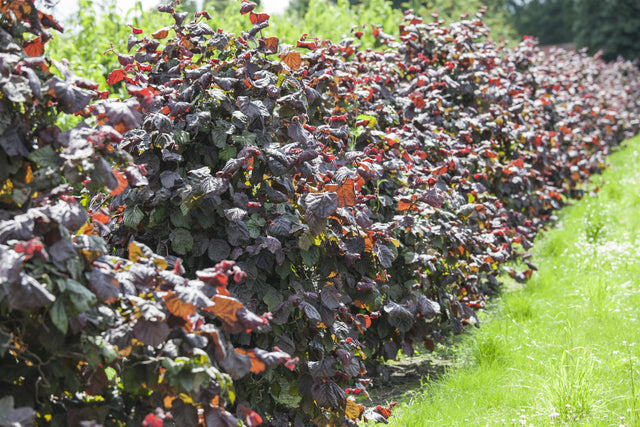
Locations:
46;0;291;23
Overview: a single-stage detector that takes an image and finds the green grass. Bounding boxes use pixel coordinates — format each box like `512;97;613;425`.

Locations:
385;134;640;427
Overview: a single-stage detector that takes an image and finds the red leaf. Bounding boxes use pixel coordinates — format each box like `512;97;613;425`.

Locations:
397;198;416;211
235;349;266;374
239;405;263;427
133;319;170;347
284;356;299;371
38;11;64;32
90;210;110;225
24;36;45;57
107;69;127;86
14;237;46;261
259;36;279;54
412;95;426;109
281;51;301;70
128;24;143;34
336;179;356;207
142;413;163;427
296;40;317;50
110;169;128;196
89;266;119;303
152;27;171;39
431;165;448;176
204;295;243;324
250;11;269;25
164;292;197;317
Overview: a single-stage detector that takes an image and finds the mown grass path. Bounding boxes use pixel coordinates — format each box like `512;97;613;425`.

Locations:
385;134;640;426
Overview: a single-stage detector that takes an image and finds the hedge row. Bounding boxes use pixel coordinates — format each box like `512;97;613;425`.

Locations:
1;1;639;426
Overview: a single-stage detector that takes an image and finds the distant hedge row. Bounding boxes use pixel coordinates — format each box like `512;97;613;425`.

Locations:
1;1;639;426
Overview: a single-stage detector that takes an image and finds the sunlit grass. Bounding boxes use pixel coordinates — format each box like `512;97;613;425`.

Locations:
385;134;640;427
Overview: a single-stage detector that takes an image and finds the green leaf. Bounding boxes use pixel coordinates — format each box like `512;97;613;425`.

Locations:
297;230;313;251
49;299;68;334
247;215;266;239
170;209;190;228
263;287;283;311
219;145;237;162
99;340;118;363
121;367;140;393
104;366;117;381
27;145;58;168
231;132;257;146
62;278;97;312
211;127;229;149
179;202;190;217
178;371;193;392
123;206;144;228
274;378;301;407
301;246;320;267
174;129;190;145
12;188;30;207
170;228;194;255
148;206;167;228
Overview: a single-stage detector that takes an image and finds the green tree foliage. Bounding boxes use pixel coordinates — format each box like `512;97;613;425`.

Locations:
506;0;640;61
288;0;518;42
506;0;574;45
574;0;640;60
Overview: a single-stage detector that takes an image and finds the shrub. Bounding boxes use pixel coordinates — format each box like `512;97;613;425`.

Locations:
1;0;639;426
104;1;639;425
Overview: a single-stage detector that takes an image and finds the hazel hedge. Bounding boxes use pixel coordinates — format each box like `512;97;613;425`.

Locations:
0;0;639;426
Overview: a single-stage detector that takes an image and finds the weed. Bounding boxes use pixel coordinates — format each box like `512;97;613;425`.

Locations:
546;348;598;421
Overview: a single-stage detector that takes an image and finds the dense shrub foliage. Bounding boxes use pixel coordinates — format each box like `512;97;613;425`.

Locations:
1;0;639;426
0;2;292;426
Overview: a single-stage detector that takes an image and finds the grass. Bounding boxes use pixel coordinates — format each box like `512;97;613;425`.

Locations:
384;134;640;427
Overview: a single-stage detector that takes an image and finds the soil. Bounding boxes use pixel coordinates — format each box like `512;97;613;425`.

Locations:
366;351;457;407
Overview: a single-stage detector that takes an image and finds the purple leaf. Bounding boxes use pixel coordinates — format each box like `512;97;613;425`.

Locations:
133;319;170;347
89;266;119;303
305;192;338;218
310;380;346;409
8;274;55;310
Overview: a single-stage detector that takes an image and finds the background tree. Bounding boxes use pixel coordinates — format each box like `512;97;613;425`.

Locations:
505;0;640;61
505;0;574;45
287;0;517;41
573;0;640;60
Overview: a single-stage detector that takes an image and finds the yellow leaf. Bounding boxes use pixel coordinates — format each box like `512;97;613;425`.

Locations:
117;346;132;356
24;165;33;184
164;395;176;409
77;222;95;236
0;179;13;196
81;249;102;263
345;399;364;420
152;257;168;269
179;393;194;404
128;241;147;263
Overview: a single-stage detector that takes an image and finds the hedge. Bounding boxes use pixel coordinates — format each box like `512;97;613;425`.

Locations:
0;1;639;426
